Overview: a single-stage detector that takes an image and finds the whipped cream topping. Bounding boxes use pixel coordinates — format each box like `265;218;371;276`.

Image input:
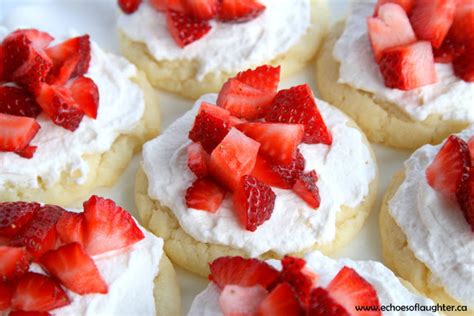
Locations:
0;26;145;189
333;3;474;122
389;125;474;308
142;94;376;257
117;0;311;80
188;251;437;316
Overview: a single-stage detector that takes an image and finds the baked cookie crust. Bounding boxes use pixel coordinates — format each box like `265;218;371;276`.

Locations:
154;253;181;316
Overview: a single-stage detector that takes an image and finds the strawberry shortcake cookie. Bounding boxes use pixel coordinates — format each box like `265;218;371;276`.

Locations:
380;125;473;313
0;27;160;205
135;65;378;276
316;0;473;149
117;0;329;98
0;195;180;315
188;252;437;315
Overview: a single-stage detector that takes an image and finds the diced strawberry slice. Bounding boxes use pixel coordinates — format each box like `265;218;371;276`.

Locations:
209;128;260;191
118;0;142;14
233;175;275;231
189;102;231;153
0;202;40;237
56;211;86;245
219;284;268;315
0;113;40;157
265;84;332;145
308;287;351;316
0;246;30;281
217;0;266;22
236;65;280;93
293;170;321;209
166;10;211;47
433;37;465;63
271;149;306;188
82;195;145;255
251;154;292;189
326;266;382;316
0;86;42;118
453;48;474;82
12;48;53;94
410;0;456;48
237;122;304;166
379;41;437;90
457;168;473;231
150;0;168;11
35;83;85;131
12;29;54;49
0;281;13;310
279;256;318;306
469;137;474;162
187;142;209;178
209;256;280;289
9;311;51;316
257;283;303;316
373;0;415;15
0;45;4;82
447;3;474;48
185;178;226;212
15;145;37;159
367;3;417;62
168;0;187;13
426;135;471;199
40;242;108;295
184;0;218;20
11;272;70;312
70;76;99;119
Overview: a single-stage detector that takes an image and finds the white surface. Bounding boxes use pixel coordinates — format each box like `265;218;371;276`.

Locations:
0;0;412;314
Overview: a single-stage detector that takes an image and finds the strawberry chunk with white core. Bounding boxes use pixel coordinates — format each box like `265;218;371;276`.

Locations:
118;0;142;14
379;41;436;90
409;0;456;49
12;47;53;94
293;170;321;209
218;0;266;22
0;202;40;238
185;178;226;212
308;287;351;316
0;86;42;118
0;113;40;157
373;0;415;15
0;281;13;310
69;75;99;119
219;284;268;315
257;283;303;316
166;10;211;47
0;246;30;281
367;3;416;62
251;154;293;189
187;142;209;178
279;256;318;306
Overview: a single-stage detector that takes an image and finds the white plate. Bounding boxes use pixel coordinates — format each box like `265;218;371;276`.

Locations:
0;0;413;313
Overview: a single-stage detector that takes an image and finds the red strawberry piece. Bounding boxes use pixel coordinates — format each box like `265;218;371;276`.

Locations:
271;149;305;188
0;202;40;237
373;0;415;15
433;37;465;63
11;272;70;312
82;195;145;255
217;0;266;22
35;83;85;131
187;142;209;178
326;266;381;316
9;311;51;316
0;45;5;82
118;0;142;14
185;178;226;212
453;48;474;82
279;256;318;306
457;168;473;231
40;242;108;295
184;0;218;20
168;0;187;13
410;0;456;49
236;65;280;93
189;102;231;153
219;284;268;315
447;3;474;48
11;29;54;49
256;283;303;316
46;35;91;86
251;154;293;189
0;86;42;118
15;145;37;159
426;135;471;199
265;84;332;145
209;256;280;289
12;47;53;94
150;0;168;11
70;76;99;119
0;246;30;281
0;281;13;310
367;3;417;62
308;287;351;316
293;170;321;209
0;113;40;157
379;41;437;90
166;10;211;47
232;174;275;231
56;211;86;245
237;122;304;166
469;137;474;161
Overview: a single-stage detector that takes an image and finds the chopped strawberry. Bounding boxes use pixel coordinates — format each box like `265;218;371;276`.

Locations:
185;178;226;212
209;128;260;191
184;0;218;20
457;167;473;231
168;0;187;13
187;142;209;178
82;195;144;255
118;0;142;14
251;154;293;189
9;311;51;316
373;0;415;15
410;0;456;48
265;84;332;145
70;76;99;119
15;145;37;159
426;135;471;199
379;41;437;90
218;0;266;22
11;29;54;49
433;37;465;63
279;256;318;306
232;175;275;231
35;83;84;131
257;283;303;316
219;284;268;315
150;0;168;11
272;149;306;187
453;48;474;82
0;202;40;237
11;272;70;312
236;65;280;93
166;10;211;47
40;242;108;295
0;281;13;310
293;171;321;209
469;137;474;161
308;287;350;316
326;266;381;316
367;3;417;62
56;211;86;245
189;102;231;153
447;3;474;48
12;48;53;94
209;256;280;289
0;246;30;281
0;113;40;157
0;86;42;118
0;45;4;82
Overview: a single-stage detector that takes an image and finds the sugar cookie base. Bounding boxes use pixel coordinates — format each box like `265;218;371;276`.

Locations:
315;22;470;150
1;72;161;207
118;0;329;99
154;253;181;316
